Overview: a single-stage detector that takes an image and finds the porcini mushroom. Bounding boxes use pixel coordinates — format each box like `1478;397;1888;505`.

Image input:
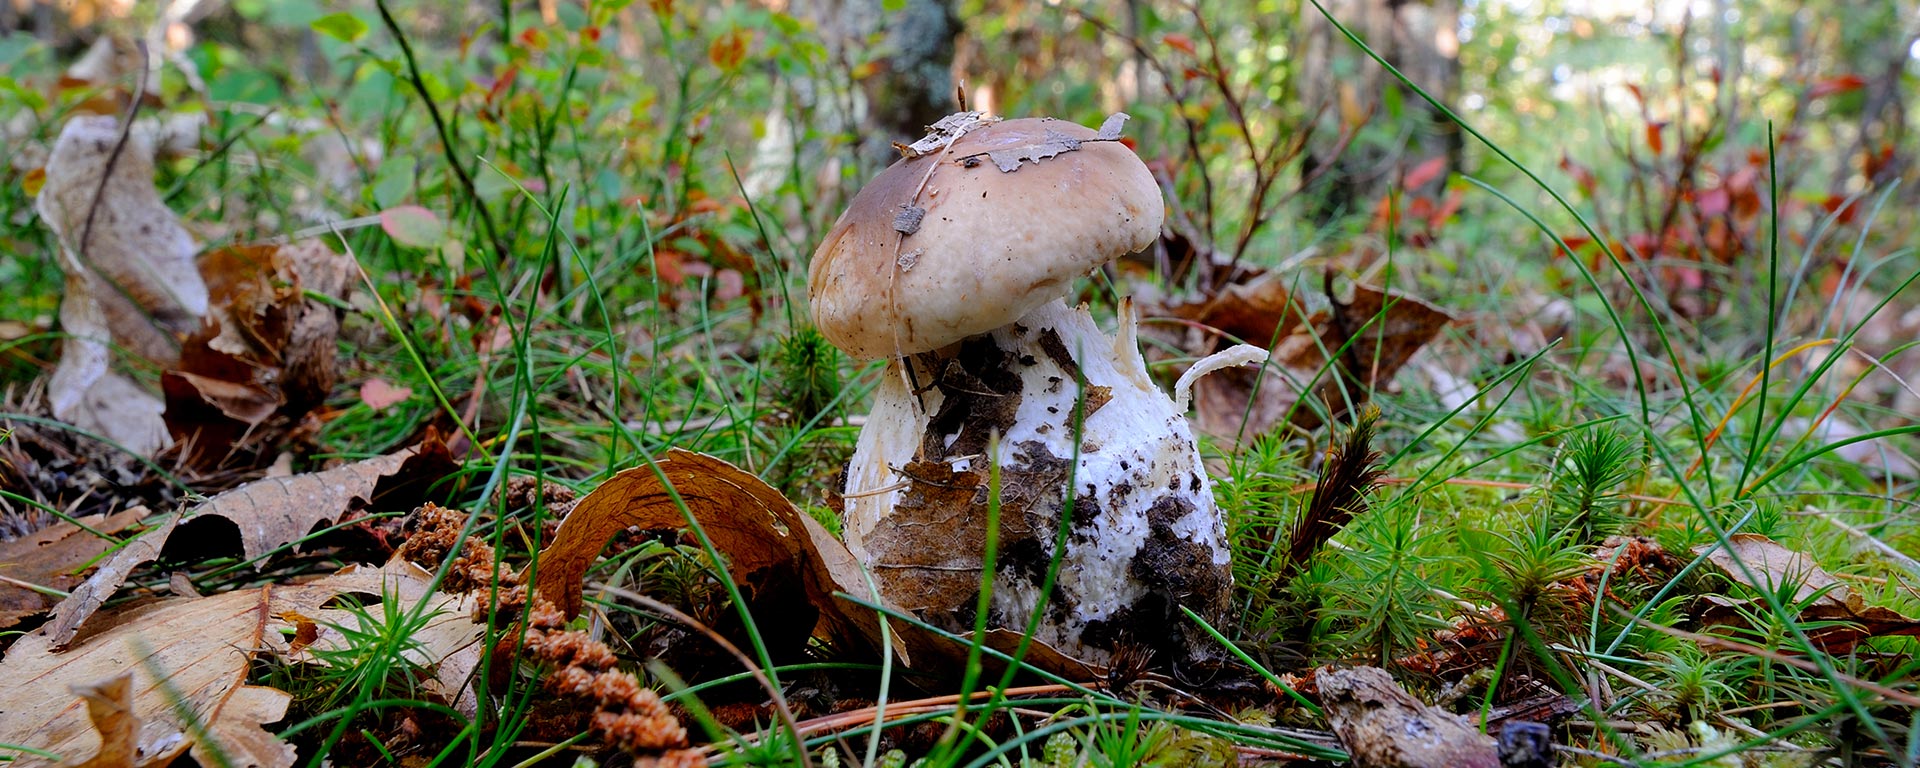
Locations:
808;113;1264;666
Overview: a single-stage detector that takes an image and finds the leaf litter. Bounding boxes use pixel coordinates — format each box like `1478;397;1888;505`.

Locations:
36;114;206;458
1148;268;1454;443
38;434;457;648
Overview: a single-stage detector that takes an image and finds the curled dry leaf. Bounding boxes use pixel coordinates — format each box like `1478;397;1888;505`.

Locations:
40;436;456;647
165;240;357;468
895;110;998;158
36;115;207;457
0;507;145;630
1693;533;1920;653
537;449;1114;675
0;560;473;768
68;673;137;768
536;449;890;661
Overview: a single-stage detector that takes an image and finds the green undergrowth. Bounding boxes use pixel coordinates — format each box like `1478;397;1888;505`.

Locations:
1;0;1916;766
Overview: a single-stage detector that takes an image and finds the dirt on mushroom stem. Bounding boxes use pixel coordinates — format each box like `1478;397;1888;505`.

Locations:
840;298;1233;668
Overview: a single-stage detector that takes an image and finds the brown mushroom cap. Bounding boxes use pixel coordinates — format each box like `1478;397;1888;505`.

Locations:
807;117;1164;360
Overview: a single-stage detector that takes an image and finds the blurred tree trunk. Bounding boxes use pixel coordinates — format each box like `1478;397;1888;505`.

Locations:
1298;0;1462;223
790;0;959;171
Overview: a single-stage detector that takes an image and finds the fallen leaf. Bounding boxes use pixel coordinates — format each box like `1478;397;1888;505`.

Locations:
1165;273;1453;442
165;241;356;468
359;379;414;412
897;111;997;158
536;449;884;660
40;437;456;647
1697;534;1847;608
36;115;208;458
1693;534;1920;653
69;673;137;768
0;507;145;630
986;127;1087;171
0;561;467;768
540;450;1119;675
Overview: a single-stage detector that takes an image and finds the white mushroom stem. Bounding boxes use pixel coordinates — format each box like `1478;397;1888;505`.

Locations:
840;298;1263;664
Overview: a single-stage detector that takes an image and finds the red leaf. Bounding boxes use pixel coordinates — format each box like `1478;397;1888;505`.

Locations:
1164;33;1196;56
1558;235;1592;253
1371;194;1399;231
1809;74;1866;99
1624;83;1645;105
1559;154;1597;196
1403;156;1447;189
1820;195;1859;225
484;65;519;109
1427;188;1465;230
1646;122;1667;155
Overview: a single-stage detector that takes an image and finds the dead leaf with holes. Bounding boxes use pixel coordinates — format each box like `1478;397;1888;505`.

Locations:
0;507;146;630
39;435;457;647
36;114;207;458
0;559;477;768
1694;533;1920;653
1156;272;1453;444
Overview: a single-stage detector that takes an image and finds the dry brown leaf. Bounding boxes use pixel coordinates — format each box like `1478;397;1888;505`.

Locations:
0;560;472;767
41;439;455;647
37;114;208;458
274;560;488;718
539;449;1113;675
0;507;145;630
1167;276;1451;443
165;241;356;468
69;673;137;768
194;684;296;768
1693;533;1920;653
2;589;280;768
537;449;886;660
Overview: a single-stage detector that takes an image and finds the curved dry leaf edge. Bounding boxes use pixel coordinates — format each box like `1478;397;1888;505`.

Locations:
535;449;1119;676
42;445;427;648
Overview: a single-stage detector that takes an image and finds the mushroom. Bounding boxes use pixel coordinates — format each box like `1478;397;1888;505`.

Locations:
807;113;1265;667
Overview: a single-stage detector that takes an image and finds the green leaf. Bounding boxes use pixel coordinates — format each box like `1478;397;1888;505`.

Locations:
311;13;368;44
380;205;448;249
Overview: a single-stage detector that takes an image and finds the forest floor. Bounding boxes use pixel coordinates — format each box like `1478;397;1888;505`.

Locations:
2;2;1918;767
